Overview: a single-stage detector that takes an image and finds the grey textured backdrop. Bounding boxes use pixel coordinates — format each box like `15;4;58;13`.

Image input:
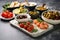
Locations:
0;0;60;40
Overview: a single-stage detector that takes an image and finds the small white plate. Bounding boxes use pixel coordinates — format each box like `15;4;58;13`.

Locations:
10;20;53;37
0;13;15;20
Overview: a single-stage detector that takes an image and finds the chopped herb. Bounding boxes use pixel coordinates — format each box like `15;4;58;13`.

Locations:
32;29;38;32
23;22;26;25
37;18;43;22
18;22;21;24
18;22;26;25
28;20;33;23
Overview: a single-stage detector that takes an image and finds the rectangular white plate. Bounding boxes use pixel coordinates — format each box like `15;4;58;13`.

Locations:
10;20;53;37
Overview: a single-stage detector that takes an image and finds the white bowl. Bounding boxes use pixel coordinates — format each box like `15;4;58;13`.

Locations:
41;10;60;24
15;14;31;22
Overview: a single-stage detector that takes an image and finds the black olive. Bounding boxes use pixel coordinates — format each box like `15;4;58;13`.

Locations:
22;15;27;18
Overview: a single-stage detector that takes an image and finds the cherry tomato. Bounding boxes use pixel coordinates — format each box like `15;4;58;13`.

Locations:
2;12;8;18
1;11;13;18
1;12;5;17
30;25;34;30
9;12;13;17
27;27;32;32
7;12;13;18
24;25;28;29
19;23;24;28
26;22;31;25
8;14;12;18
27;25;34;32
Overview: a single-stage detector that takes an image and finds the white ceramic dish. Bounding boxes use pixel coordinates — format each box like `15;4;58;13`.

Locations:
0;13;15;20
15;14;31;22
21;2;37;6
10;20;53;37
41;10;60;24
8;1;20;8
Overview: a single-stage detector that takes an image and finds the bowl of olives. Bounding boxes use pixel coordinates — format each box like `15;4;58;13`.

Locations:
41;10;60;24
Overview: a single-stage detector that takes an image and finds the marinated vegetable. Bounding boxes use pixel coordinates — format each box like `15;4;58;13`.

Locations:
43;11;60;20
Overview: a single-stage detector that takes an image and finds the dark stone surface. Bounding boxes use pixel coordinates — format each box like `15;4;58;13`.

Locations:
0;0;60;40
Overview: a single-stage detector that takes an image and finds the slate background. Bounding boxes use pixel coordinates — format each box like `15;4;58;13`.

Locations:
0;0;60;40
